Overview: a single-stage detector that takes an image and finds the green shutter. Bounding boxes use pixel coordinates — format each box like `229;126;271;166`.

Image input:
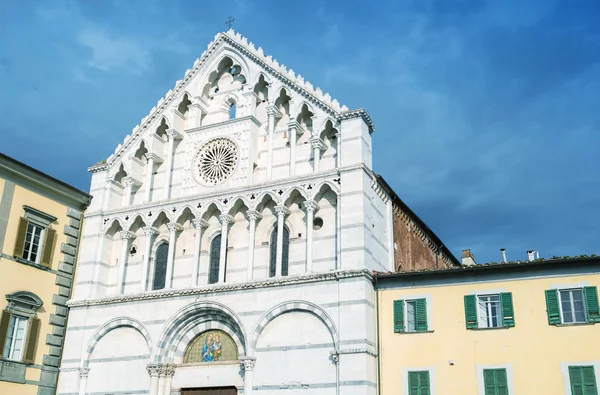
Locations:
545;289;561;325
408;371;419;395
500;292;515;327
584;286;600;323
415;298;428;332
23;317;40;364
464;294;478;329
419;371;430;395
570;367;584;395
483;369;497;395
394;300;405;333
13;217;29;258
41;228;56;268
0;310;12;354
496;368;509;395
582;366;598;395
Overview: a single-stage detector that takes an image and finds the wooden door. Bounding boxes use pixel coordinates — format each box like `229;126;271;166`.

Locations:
181;387;237;395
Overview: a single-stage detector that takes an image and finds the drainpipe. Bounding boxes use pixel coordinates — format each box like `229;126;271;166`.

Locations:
375;276;382;395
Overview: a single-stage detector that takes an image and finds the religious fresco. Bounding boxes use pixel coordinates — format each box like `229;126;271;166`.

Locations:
184;329;239;363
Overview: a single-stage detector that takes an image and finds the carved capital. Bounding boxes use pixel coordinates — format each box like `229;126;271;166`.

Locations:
143;226;158;238
123;176;141;188
266;105;282;118
120;230;136;240
145;152;163;164
309;137;325;151
192;218;209;229
287;120;303;135
303;200;319;213
79;367;90;378
167;222;183;233
219;214;234;226
146;364;161;377
166;128;183;141
274;205;290;217
246;209;262;222
240;357;256;371
161;364;176;377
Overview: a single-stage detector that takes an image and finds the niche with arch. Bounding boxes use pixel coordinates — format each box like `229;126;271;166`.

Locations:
183;329;239;363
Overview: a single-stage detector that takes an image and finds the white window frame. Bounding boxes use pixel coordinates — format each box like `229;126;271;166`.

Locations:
476;364;515;395
3;314;29;361
396;294;434;332
22;222;45;264
558;288;587;324
477;293;502;329
402;366;436;395
561;361;600;395
405;299;417;332
21;205;56;265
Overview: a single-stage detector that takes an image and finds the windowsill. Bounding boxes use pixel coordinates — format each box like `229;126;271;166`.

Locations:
0;358;28;384
0;253;51;272
470;326;511;331
554;322;596;327
397;330;435;335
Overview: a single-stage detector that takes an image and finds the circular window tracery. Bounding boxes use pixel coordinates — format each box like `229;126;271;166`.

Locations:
194;138;239;186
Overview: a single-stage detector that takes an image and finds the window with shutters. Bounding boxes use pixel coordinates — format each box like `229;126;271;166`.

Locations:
465;292;515;330
152;243;169;290
408;370;431;395
13;206;57;268
269;225;290;278
546;286;600;325
0;291;43;367
393;298;429;333
483;368;509;395
568;366;598;395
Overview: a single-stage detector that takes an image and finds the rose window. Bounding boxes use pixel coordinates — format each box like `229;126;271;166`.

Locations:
195;138;239;185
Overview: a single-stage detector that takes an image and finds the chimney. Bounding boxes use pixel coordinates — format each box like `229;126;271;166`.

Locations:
500;248;507;263
462;249;476;266
526;250;538;262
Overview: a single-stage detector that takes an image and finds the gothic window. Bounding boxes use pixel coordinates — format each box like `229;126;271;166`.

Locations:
153;243;169;290
209;234;225;284
229;102;236;120
269;225;290;277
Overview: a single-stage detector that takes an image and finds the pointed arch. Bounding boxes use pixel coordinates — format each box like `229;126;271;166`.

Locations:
310;180;340;201
175;206;196;225
103;218;124;235
198;49;252;92
281;187;309;207
127;214;148;232
177;92;192;116
155;117;170;139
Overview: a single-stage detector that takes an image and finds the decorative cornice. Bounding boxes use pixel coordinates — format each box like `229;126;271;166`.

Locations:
333;347;377;358
67;268;374;308
337;108;375;133
85;163;368;220
99;29;374;171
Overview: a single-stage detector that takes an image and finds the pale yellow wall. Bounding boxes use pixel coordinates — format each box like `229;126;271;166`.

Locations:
378;272;600;395
0;182;71;392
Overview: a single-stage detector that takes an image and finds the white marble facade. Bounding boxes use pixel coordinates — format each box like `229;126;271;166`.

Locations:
59;30;395;395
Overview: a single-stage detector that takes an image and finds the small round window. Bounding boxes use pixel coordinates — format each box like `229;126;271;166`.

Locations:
313;217;324;230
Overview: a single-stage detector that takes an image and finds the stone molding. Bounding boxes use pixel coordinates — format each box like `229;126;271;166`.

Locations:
67;268;374;308
89;164;367;226
95;29;375;171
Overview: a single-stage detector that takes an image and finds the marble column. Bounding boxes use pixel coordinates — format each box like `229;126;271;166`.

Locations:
309;137;325;172
335;132;341;168
141;227;158;292
165;223;182;289
287;121;301;177
144;153;162;203
218;214;233;283
78;367;89;395
265;105;281;180
122;177;134;206
191;219;208;287
160;365;175;395
274;205;290;277
117;231;135;294
147;364;161;395
164;129;182;200
246;210;261;280
241;357;257;395
303;201;319;273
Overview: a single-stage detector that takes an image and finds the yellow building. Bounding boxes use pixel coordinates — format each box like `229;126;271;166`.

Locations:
0;153;91;395
376;255;600;395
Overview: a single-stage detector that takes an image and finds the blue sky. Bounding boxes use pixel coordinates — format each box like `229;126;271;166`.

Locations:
0;0;598;263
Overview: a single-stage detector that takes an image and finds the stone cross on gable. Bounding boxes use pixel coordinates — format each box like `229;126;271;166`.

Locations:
225;16;235;29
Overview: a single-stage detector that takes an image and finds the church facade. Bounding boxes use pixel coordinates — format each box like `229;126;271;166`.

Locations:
57;30;457;395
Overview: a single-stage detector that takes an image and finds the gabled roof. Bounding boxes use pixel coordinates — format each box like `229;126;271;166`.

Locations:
93;30;375;171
